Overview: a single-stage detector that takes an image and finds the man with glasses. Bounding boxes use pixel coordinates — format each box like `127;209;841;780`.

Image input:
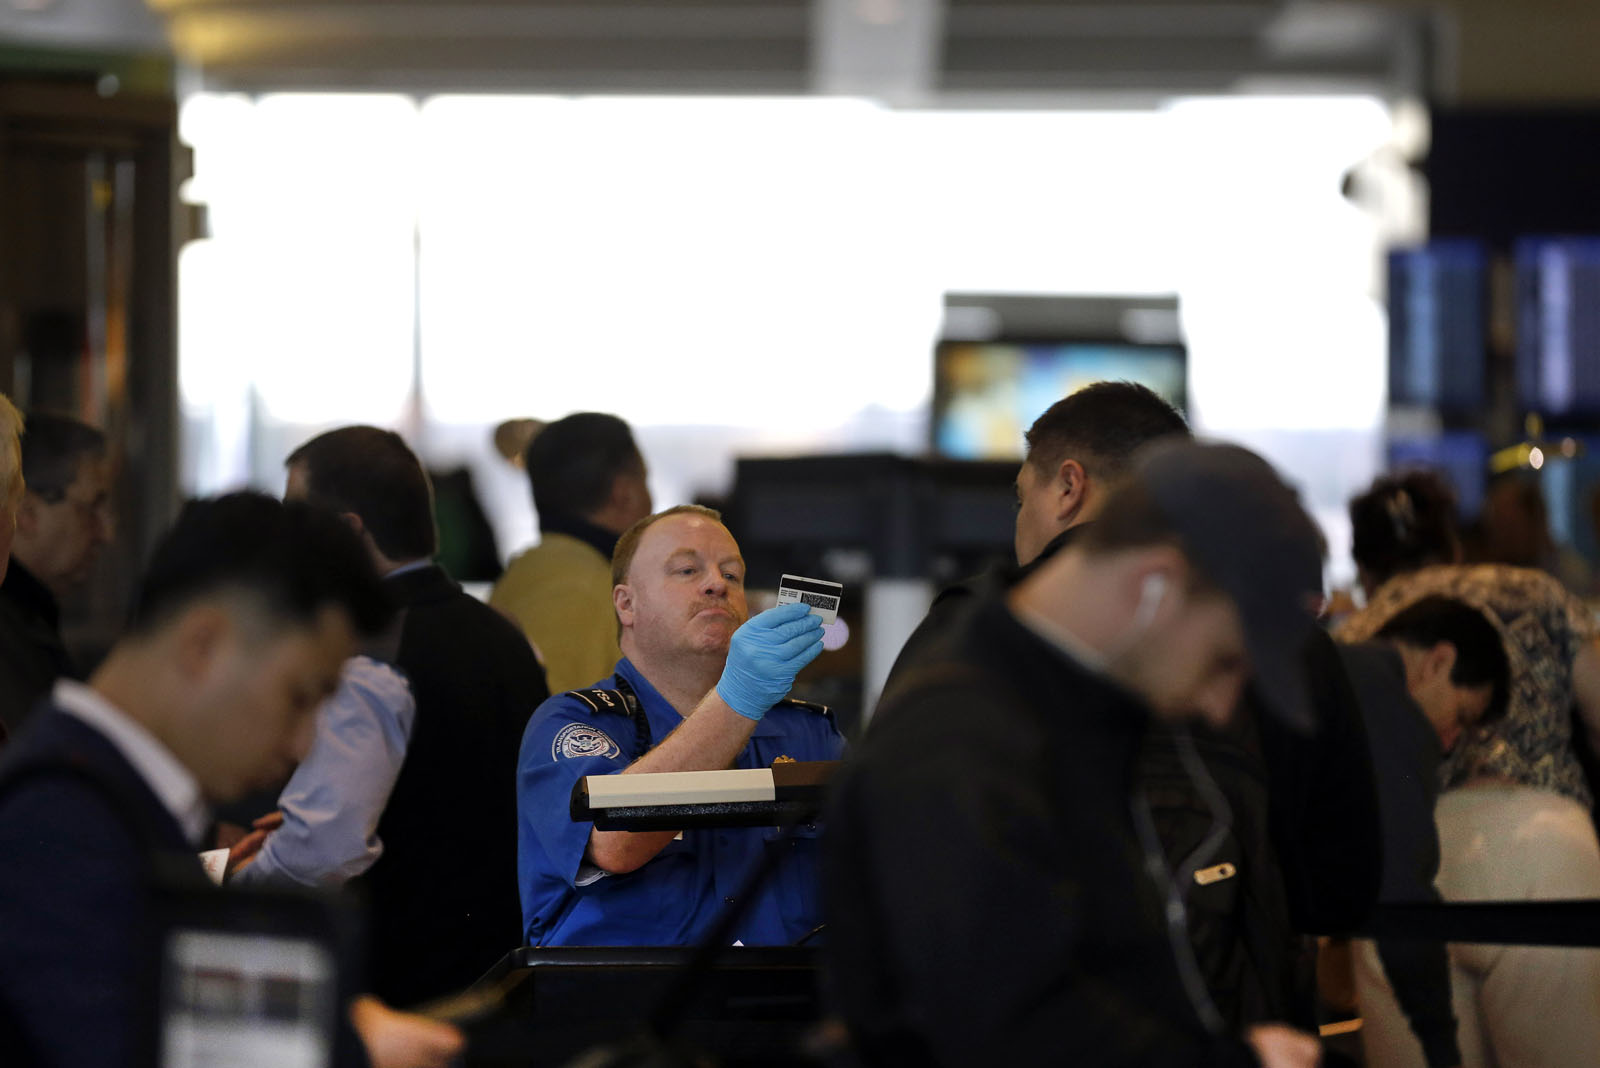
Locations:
0;413;115;733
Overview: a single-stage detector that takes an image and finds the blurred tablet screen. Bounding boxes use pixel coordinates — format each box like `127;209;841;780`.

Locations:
933;340;1186;460
160;929;337;1068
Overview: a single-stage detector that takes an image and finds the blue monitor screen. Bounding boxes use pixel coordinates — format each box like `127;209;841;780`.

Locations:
1516;236;1600;419
1387;241;1488;412
933;340;1187;461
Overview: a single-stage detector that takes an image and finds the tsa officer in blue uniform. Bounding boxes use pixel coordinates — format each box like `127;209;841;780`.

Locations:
517;503;844;947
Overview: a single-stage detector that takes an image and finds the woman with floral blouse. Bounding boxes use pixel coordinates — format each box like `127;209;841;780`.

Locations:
1336;470;1600;1068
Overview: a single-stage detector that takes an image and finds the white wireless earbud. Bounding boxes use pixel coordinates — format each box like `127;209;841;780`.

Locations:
1133;573;1168;632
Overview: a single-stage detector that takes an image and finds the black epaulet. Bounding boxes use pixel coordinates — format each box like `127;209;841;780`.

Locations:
566;688;630;716
778;698;834;723
566;684;653;757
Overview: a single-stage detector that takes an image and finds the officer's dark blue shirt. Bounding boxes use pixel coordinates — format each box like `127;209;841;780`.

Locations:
516;657;844;947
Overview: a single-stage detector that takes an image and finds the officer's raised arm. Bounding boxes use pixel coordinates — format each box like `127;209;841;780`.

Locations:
585;602;822;874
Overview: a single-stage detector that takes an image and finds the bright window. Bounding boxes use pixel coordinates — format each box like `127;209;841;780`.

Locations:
179;92;1401;582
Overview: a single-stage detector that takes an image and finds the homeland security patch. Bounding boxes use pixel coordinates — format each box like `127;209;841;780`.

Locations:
552;722;623;761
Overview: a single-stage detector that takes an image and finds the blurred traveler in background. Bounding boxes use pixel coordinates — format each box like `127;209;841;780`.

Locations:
825;442;1326;1068
1342;470;1600;819
1338;596;1511;1068
0;413;114;735
286;426;549;1005
1465;472;1593;595
492;412;653;693
0;493;461;1068
1341;469;1600;1067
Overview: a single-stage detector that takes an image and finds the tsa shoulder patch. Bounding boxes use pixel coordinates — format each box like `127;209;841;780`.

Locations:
568;688;625;715
551;722;623;762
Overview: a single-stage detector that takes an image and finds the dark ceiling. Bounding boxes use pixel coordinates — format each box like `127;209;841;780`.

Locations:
148;0;1434;101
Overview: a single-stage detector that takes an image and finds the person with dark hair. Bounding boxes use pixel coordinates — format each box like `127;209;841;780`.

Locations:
1339;471;1600;1067
1340;468;1600;816
824;442;1325;1068
1348;470;1463;600
285;426;549;1006
0;492;462;1068
1338;596;1511;1068
886;381;1189;688
517;504;843;946
0;412;114;734
286;426;438;565
491;412;653;693
1372;597;1511;742
1015;379;1193;565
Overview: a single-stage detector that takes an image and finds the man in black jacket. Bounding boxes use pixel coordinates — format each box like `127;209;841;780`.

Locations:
824;443;1326;1067
0;493;461;1067
286;427;550;1006
882;383;1383;1025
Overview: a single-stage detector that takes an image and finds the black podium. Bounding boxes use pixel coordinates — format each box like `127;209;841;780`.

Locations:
455;946;823;1067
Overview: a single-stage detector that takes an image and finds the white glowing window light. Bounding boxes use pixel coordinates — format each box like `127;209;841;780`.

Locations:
416;95;936;439
178;92;1401;577
179;93;420;490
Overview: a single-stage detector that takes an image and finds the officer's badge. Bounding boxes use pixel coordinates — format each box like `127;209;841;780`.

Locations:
552;722;622;761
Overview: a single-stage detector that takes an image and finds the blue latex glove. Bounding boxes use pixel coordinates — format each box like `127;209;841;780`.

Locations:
715;602;826;720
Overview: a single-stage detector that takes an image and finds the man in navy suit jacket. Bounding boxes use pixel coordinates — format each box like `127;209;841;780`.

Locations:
285;426;550;1005
0;493;463;1068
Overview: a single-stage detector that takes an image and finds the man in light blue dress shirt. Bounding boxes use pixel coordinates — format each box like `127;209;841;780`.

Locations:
232;654;415;887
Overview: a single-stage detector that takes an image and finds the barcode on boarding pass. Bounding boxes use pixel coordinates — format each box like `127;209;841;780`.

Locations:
777;574;844;625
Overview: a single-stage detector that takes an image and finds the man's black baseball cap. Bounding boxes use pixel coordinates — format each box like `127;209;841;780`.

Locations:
1132;440;1325;731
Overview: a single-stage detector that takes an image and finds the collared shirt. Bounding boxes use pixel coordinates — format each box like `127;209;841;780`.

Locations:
385;558;434;580
516;657;845;947
538;511;620;562
232;656;416;888
51;679;209;847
